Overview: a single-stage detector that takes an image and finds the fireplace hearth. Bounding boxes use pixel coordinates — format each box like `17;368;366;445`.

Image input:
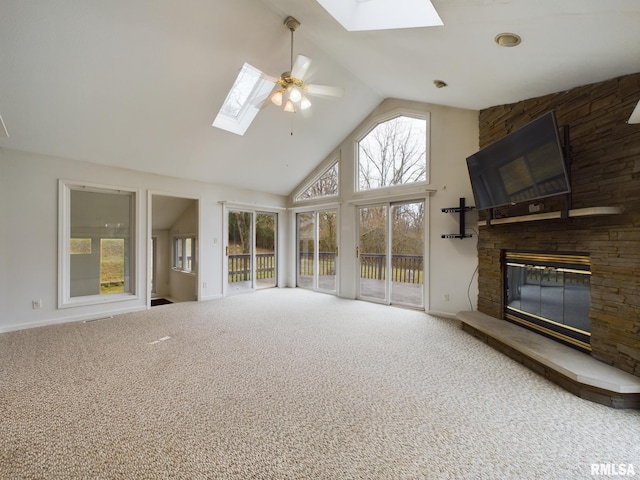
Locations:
504;251;591;352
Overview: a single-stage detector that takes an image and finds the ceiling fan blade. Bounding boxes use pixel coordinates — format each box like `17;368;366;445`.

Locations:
306;83;344;98
291;55;312;79
260;72;280;84
250;78;280;108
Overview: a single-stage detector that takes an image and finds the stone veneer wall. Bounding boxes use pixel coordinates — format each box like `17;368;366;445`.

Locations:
476;72;640;377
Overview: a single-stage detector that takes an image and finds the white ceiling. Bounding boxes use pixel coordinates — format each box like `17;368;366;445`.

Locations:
1;0;639;196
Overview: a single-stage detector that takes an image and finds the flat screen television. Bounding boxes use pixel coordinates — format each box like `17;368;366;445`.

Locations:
466;111;570;210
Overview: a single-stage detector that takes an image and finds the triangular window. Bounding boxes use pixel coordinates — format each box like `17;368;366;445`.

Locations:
295;161;339;202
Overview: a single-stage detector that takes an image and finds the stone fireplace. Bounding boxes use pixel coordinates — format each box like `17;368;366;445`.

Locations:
504;251;591;352
474;72;640;379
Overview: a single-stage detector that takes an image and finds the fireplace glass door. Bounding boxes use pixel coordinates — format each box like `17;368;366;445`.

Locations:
505;252;591;351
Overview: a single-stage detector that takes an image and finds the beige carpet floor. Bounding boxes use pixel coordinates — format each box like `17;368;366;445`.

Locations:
1;288;638;479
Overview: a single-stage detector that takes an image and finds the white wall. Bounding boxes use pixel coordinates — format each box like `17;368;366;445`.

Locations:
152;230;171;298
0;99;479;332
0;148;287;332
288;99;479;317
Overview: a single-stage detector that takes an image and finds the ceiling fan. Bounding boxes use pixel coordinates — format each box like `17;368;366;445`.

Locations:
263;16;343;114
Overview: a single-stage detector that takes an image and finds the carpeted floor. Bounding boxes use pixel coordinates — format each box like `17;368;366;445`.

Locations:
1;288;638;479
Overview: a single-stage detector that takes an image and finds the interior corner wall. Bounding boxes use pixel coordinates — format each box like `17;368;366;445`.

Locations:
0;149;287;332
152;230;171;298
288;98;480;315
476;72;640;377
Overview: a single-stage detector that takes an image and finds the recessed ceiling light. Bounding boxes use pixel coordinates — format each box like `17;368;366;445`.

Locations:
495;33;521;47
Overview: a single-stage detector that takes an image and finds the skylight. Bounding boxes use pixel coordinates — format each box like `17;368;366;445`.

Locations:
316;0;443;31
213;63;274;136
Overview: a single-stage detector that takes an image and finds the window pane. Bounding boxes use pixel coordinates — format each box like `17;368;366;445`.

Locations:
390;201;424;307
100;239;125;294
256;213;276;288
185;238;193;272
297;213;315;289
358;206;387;300
175;238;184;270
295;162;339;201
219;63;263;119
228;211;253;292
318;211;337;292
358;115;427;191
69;189;132;298
70;238;92;254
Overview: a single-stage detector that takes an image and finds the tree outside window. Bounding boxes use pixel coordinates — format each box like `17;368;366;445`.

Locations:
358;115;427;191
295;161;339;201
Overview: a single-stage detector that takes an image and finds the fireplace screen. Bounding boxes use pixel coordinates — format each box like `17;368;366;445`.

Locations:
505;252;591;351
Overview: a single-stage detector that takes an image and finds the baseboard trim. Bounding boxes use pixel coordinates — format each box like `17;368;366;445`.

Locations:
199;294;223;302
0;305;147;333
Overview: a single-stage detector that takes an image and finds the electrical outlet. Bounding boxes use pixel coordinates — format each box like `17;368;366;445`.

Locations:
444;293;450;302
202;282;207;288
32;299;42;309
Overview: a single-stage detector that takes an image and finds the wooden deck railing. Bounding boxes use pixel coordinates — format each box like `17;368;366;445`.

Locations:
359;253;423;284
228;253;276;282
229;252;423;284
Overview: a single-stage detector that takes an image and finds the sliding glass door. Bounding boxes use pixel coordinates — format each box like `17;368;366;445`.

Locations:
297;213;315;289
227;209;277;294
318;211;337;292
358;205;387;301
256;212;276;288
297;210;337;293
357;200;424;308
228;210;253;293
390;201;424;306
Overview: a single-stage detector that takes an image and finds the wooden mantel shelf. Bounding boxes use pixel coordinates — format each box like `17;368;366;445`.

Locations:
479;206;623;226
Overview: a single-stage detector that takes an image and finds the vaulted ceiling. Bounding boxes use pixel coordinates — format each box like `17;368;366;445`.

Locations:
1;0;639;196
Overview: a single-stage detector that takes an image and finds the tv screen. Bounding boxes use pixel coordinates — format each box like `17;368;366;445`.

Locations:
466;111;570;210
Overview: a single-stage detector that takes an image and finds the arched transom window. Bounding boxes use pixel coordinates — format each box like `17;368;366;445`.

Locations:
357;115;428;192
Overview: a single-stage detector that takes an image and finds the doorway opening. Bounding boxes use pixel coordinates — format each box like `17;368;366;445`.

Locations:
149;194;199;305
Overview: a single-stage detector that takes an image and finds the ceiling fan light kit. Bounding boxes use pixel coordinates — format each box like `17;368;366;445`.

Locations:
268;16;341;114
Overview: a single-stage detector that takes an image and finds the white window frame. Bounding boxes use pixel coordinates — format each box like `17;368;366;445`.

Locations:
173;235;197;274
58;180;139;308
293;155;341;204
355;110;430;195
